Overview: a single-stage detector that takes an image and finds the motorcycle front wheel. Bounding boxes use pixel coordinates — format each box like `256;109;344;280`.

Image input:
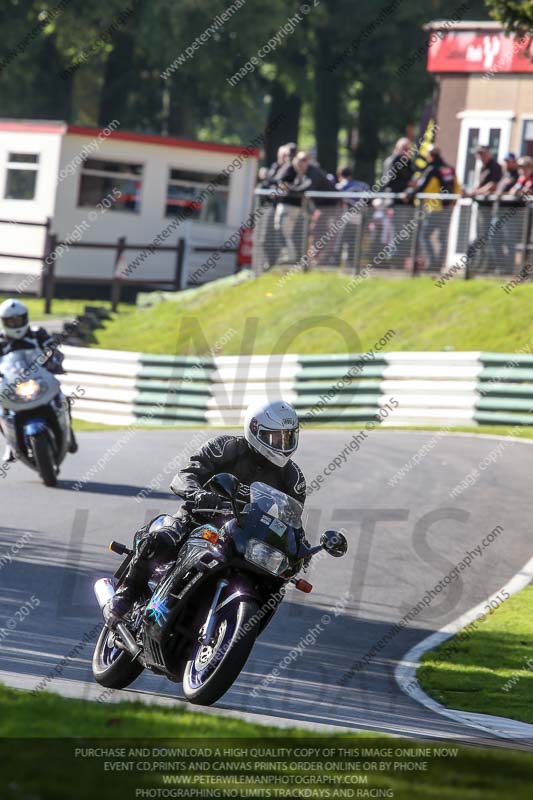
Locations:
92;624;144;689
30;433;57;487
182;599;259;706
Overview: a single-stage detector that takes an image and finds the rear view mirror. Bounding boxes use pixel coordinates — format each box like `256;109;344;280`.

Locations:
320;530;348;557
206;473;243;527
206;472;240;500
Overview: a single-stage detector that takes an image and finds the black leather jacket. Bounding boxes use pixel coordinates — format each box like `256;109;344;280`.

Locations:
171;434;306;523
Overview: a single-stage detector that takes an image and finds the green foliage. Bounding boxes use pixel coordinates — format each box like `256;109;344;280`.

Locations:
0;0;492;175
485;0;533;34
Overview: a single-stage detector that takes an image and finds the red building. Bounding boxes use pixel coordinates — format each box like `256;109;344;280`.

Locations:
425;20;533;188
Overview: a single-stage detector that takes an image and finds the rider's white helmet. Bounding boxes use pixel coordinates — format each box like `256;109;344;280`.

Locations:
244;400;299;468
0;298;29;340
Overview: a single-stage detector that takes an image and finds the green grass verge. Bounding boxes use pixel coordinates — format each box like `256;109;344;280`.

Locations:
418;584;533;725
2;683;533;799
91;272;533;355
0;682;278;738
72;419;533;440
71;418;198;432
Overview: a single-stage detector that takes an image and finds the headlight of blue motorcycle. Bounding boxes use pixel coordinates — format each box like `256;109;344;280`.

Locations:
15;379;41;401
245;539;288;576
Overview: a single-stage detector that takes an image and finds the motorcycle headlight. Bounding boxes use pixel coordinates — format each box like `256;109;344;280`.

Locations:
245;538;288;576
15;379;41;401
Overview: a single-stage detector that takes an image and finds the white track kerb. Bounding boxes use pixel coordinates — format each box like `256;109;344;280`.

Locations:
395;554;533;742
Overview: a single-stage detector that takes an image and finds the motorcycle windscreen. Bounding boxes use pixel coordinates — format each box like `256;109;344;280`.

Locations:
249;481;303;528
0;349;57;407
236;493;300;560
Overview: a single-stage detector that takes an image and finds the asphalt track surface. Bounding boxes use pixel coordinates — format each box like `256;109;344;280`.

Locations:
1;429;532;747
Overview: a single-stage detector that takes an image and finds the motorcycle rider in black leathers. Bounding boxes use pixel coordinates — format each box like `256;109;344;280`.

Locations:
0;298;78;462
106;400;307;623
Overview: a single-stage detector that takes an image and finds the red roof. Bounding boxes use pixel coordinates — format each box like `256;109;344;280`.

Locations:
0;119;260;157
0;120;66;134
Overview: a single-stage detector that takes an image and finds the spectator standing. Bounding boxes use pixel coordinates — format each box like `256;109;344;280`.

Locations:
283;151;337;266
382;138;414;195
271;143;303;264
468;145;503;197
378;138;414;262
257;144;291;267
406;145;459;271
494;152;521;272
335;166;369;267
497;153;519;195
466;145;504;274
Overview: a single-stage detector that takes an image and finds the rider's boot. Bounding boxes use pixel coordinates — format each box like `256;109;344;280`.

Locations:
104;520;187;626
104;558;150;626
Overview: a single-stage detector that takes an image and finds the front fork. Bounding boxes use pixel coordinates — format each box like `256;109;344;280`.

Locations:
199;578;229;645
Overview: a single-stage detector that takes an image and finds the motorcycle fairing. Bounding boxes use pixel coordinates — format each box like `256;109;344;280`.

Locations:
141;538;228;672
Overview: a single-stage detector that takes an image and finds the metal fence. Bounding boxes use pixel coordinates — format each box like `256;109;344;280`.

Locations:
252;189;533;280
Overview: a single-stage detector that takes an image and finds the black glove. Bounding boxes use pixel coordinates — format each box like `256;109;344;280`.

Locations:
194;491;229;511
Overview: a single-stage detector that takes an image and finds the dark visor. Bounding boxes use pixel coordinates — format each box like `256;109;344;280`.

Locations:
4;313;27;329
258;427;297;452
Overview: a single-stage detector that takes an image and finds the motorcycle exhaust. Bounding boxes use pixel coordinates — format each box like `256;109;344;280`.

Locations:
93;578;141;660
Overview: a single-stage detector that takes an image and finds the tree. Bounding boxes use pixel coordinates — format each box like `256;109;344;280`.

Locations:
485;0;533;34
0;0;499;181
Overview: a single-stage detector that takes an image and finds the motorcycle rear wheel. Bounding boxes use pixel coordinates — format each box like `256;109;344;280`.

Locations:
92;624;144;689
30;433;57;487
182;599;259;706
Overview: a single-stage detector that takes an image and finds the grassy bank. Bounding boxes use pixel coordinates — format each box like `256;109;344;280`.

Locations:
89;273;533;355
72;419;533;440
2;683;533;799
418;584;533;725
0;682;275;738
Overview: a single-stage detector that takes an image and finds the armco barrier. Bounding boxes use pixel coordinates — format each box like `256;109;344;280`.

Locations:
475;352;533;426
60;346;214;426
59;347;533;427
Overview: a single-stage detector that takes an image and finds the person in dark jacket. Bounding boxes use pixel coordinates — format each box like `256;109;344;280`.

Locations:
468;146;502;198
466;146;504;273
497;153;519;196
283;152;337;265
335;166;369;267
406;145;459;270
0;298;77;462
382;137;414;196
260;143;298;266
106;400;307;623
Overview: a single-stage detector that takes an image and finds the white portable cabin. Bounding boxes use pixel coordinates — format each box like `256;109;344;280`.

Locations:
0;119;259;294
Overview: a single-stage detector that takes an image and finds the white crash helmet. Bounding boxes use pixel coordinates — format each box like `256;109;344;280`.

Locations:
244;400;299;468
0;298;29;340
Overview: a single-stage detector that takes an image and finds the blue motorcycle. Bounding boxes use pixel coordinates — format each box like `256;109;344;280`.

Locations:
0;347;71;486
92;475;348;706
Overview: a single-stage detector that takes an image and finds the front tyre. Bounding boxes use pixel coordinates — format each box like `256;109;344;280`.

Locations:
92;624;144;689
183;599;259;706
31;433;57;487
